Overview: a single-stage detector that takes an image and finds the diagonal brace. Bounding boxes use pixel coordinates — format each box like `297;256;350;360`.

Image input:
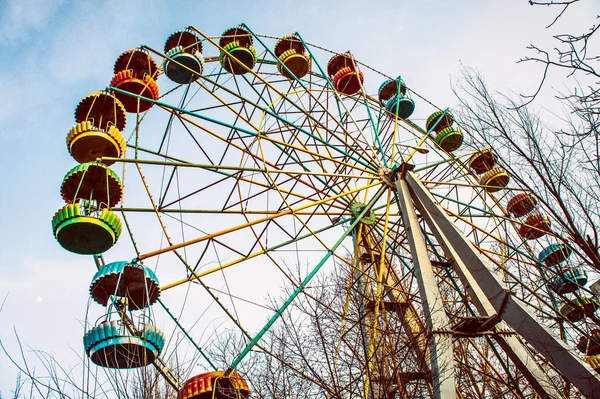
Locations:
408;177;562;398
405;171;600;398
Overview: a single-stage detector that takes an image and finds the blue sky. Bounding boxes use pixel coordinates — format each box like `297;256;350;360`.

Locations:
0;0;596;394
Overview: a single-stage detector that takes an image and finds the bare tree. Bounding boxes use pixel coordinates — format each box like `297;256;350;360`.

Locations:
453;0;600;271
1;329;178;399
454;67;600;272
522;0;599;119
207;260;378;399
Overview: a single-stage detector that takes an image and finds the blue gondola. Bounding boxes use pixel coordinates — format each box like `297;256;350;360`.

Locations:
538;243;572;267
84;321;165;368
549;267;588;294
90;261;160;310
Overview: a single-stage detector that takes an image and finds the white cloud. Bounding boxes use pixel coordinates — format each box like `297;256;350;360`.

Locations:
0;0;66;45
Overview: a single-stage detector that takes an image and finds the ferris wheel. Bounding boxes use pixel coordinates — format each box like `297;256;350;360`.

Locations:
50;24;600;399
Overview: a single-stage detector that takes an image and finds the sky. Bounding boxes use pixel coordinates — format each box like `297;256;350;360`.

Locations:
0;0;597;395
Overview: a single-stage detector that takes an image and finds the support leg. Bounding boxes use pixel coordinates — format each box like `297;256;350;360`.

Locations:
405;171;600;398
396;177;457;399
411;184;561;398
